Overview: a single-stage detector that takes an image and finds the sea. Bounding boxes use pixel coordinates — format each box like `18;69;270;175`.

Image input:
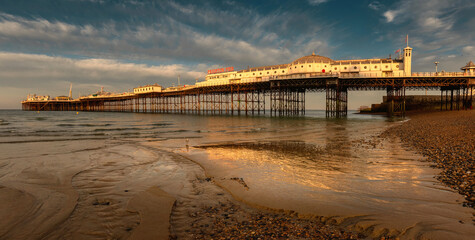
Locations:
0;110;474;239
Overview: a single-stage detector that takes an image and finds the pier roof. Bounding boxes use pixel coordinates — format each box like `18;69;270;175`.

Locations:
292;52;334;64
461;60;475;70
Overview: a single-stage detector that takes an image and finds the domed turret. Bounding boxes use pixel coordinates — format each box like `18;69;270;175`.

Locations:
292;52;333;64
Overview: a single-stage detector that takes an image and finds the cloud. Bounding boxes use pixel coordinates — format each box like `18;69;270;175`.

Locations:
0;52;208;105
368;1;383;11
383;10;400;23
377;0;475;72
0;9;332;69
462;46;475;55
307;0;330;6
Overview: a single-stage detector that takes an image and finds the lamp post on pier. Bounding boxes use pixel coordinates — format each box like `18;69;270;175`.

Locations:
434;61;439;75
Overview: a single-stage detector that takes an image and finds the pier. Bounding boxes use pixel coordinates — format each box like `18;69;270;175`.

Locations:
22;73;474;117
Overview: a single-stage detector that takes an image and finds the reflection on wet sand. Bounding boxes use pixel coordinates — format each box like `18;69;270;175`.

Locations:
191;133;475;239
1;110;474;239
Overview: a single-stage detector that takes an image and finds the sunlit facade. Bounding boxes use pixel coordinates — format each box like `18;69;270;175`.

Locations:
199;47;412;86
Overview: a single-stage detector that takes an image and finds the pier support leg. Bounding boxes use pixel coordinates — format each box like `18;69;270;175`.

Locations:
386;86;405;117
326;86;347;118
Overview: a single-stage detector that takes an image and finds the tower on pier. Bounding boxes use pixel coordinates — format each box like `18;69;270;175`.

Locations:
403;35;412;76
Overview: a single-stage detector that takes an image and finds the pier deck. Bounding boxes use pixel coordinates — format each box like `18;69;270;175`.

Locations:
22;75;475;117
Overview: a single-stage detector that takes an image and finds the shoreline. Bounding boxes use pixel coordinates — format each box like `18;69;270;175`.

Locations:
167;149;362;239
172;110;475;239
382;110;475;209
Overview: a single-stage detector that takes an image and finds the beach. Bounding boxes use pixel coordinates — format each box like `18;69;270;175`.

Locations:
0;110;474;239
383;110;475;210
172;110;475;239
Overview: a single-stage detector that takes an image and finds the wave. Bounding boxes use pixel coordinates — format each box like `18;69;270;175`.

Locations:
0;137;108;144
57;123;113;127
57;124;75;127
78;123;113;127
150;123;173;127
93;127;142;132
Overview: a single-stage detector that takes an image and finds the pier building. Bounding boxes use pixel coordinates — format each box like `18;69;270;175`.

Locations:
134;84;162;94
201;47;412;87
462;61;475;75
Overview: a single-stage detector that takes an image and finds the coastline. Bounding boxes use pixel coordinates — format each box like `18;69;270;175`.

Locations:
1;110;473;239
173;110;475;239
382;110;475;209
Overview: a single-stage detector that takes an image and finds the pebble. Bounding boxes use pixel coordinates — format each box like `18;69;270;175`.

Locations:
383;111;475;208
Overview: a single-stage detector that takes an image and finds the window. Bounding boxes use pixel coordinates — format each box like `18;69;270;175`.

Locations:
364;66;367;69
260;72;262;75
344;67;347;70
374;66;378;69
239;74;242;76
253;73;255;75
282;70;285;73
334;67;337;70
274;71;277;73
309;65;311;67
301;65;303;68
385;65;389;69
354;66;357;69
267;72;269;74
324;65;327;67
396;65;399;68
295;66;297;69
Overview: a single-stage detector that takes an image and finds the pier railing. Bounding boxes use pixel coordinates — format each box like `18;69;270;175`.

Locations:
22;73;474;117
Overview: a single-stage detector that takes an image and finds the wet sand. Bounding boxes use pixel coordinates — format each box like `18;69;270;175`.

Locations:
178;111;475;239
383;110;475;209
1;110;474;239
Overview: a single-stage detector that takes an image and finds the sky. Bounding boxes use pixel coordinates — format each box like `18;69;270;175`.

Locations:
1;0;474;109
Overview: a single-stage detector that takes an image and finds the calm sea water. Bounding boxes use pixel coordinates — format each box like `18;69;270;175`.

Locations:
0;110;474;239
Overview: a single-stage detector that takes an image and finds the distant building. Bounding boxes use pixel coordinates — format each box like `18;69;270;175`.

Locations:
461;61;475;74
199;46;412;86
27;94;50;101
54;96;72;100
134;84;162;94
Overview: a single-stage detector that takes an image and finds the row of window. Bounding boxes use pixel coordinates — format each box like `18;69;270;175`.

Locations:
290;64;398;70
135;87;159;92
208;64;401;80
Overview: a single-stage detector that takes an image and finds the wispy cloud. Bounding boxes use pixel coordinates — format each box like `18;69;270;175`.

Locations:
0;52;207;101
308;0;330;6
378;0;475;71
0;8;332;68
383;10;400;23
368;1;383;11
